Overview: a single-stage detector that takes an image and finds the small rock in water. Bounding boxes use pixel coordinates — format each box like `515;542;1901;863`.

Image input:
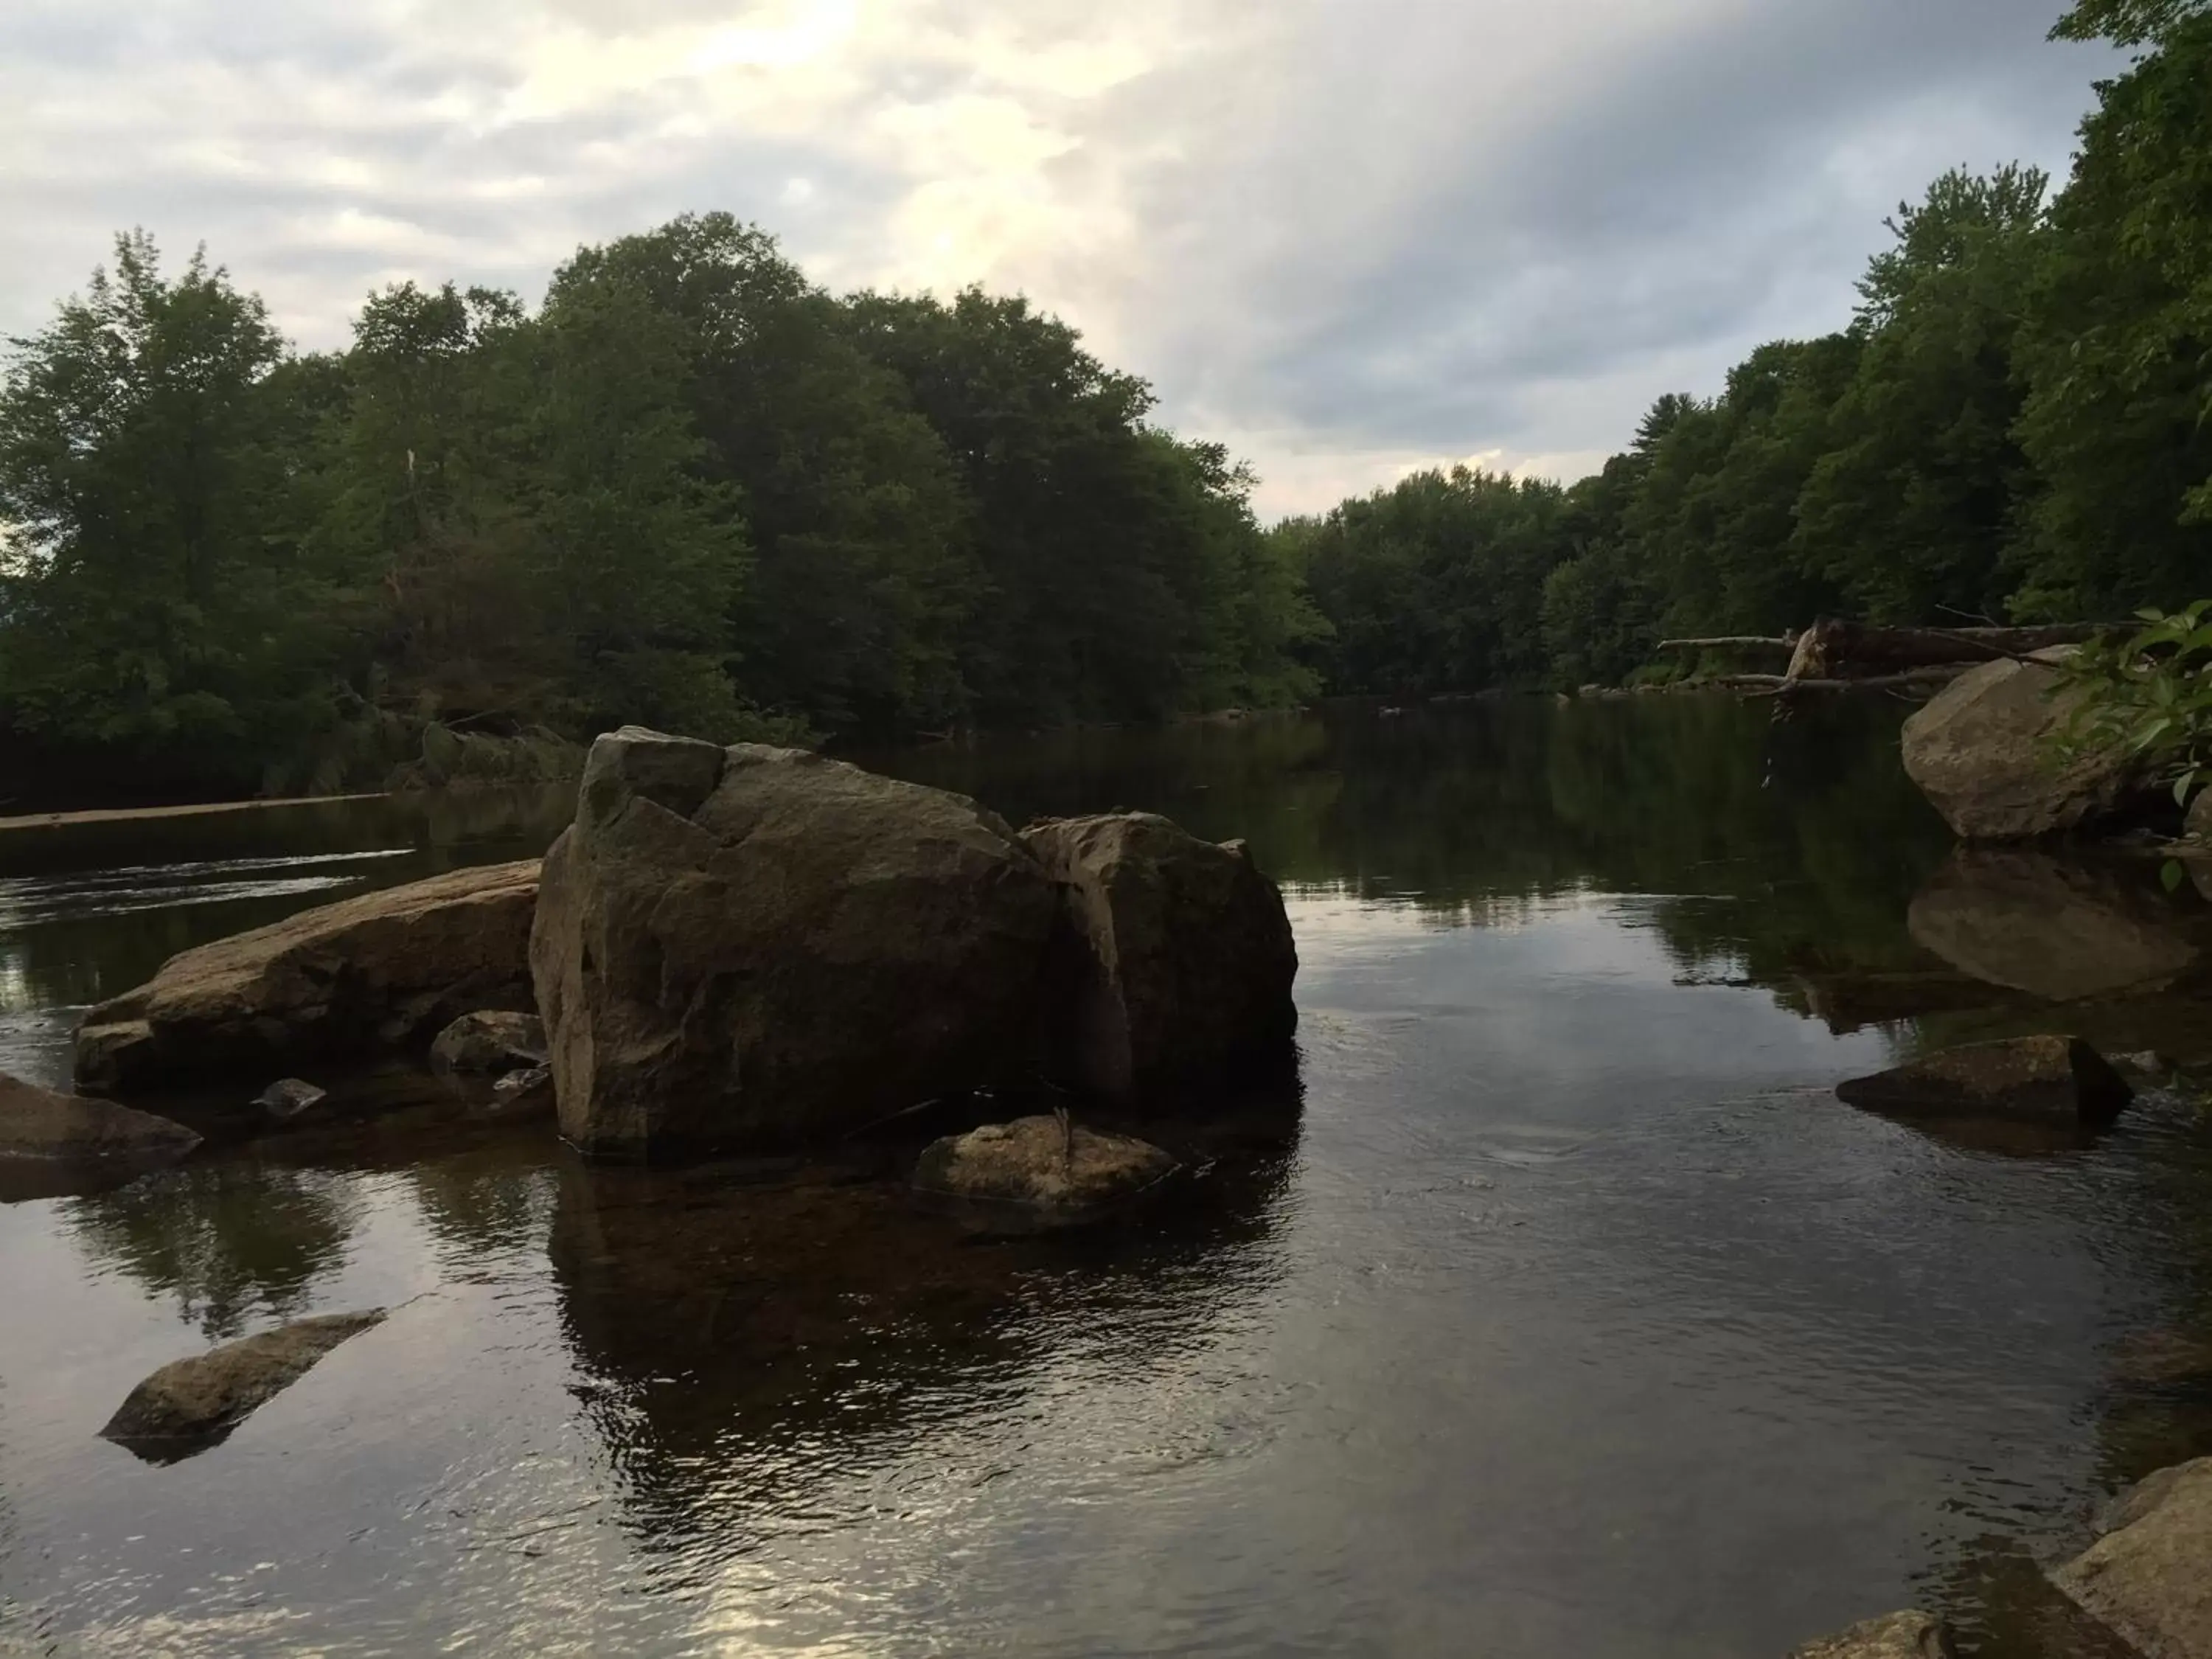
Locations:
1835;1035;2133;1127
254;1078;329;1122
100;1309;386;1461
914;1114;1178;1228
430;1009;546;1075
1787;1611;1955;1658
485;1064;555;1119
0;1071;201;1200
2051;1456;2212;1659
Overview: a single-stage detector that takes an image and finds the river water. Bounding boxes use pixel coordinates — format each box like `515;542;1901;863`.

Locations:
3;698;2211;1658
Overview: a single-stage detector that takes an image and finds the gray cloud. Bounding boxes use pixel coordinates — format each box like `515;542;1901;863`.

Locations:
0;0;2115;513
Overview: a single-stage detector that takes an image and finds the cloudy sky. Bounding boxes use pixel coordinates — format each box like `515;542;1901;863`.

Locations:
0;0;2111;517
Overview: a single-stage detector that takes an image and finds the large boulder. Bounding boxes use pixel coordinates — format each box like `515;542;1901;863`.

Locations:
100;1309;386;1461
914;1115;1180;1228
1022;813;1298;1102
0;1071;201;1200
1787;1611;1955;1658
2052;1457;2212;1659
532;728;1064;1158
1907;849;2202;1002
1901;655;2142;841
74;860;540;1095
1837;1035;2134;1126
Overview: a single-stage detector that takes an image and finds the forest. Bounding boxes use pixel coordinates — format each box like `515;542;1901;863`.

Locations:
1;0;2205;801
1286;0;2212;695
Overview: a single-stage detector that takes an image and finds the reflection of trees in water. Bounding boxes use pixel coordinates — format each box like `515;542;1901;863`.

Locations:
549;1110;1299;1553
884;699;1960;1025
406;1150;557;1264
66;1164;362;1341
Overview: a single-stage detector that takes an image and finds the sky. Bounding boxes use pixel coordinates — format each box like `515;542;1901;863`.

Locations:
0;0;2114;518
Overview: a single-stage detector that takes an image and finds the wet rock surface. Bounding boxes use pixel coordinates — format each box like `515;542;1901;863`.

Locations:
100;1310;387;1461
0;1071;201;1200
429;1009;546;1075
252;1078;329;1123
1902;655;2143;841
486;1063;555;1119
1787;1610;1956;1658
1023;813;1298;1102
2052;1457;2212;1659
74;860;541;1095
913;1114;1180;1226
1907;850;2203;1003
1836;1036;2135;1127
532;729;1065;1158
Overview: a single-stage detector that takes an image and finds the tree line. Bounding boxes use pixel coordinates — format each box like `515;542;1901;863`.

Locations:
1283;0;2212;695
0;217;1322;801
4;0;2205;804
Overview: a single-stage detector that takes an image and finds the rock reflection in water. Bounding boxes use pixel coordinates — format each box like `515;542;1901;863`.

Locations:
549;1105;1298;1552
1910;849;2207;1004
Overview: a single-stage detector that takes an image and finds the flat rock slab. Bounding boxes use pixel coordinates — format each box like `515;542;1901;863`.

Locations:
1789;1611;1955;1658
915;1115;1178;1228
101;1310;386;1462
75;860;540;1095
0;1071;200;1200
1837;1035;2133;1127
2053;1456;2212;1658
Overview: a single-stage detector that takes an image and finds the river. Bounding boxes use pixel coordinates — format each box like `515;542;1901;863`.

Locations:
3;697;2210;1657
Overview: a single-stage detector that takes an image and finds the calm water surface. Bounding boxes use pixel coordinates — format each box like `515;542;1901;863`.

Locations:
4;698;2212;1658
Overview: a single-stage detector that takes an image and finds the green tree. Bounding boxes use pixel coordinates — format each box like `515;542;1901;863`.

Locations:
2012;8;2212;618
1795;166;2049;622
0;232;345;790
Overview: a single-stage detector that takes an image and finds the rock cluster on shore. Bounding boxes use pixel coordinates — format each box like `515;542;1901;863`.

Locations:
66;727;1299;1166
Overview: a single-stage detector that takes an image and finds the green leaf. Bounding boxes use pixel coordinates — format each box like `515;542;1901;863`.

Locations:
2163;858;2187;894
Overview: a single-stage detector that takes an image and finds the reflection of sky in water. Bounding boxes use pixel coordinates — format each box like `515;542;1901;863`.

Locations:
0;848;412;929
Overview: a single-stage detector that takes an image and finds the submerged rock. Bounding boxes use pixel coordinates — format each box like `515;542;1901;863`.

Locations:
252;1078;329;1123
1907;850;2202;1003
2052;1456;2212;1659
1023;813;1298;1103
74;860;540;1095
486;1064;555;1119
532;729;1062;1158
1787;1611;1955;1658
0;1071;201;1200
1836;1035;2134;1127
1901;655;2144;841
429;1009;546;1075
914;1115;1179;1226
100;1309;386;1461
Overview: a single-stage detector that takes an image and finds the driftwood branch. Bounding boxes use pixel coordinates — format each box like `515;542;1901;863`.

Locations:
1721;668;1970;697
1782;619;2118;684
1659;635;1796;653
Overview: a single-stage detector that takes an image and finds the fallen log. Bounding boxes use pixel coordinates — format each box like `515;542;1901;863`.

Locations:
1659;635;1797;654
1721;669;1970;697
1783;620;2117;684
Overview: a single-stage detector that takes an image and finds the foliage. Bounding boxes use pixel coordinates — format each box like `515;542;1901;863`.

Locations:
2056;601;2212;809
